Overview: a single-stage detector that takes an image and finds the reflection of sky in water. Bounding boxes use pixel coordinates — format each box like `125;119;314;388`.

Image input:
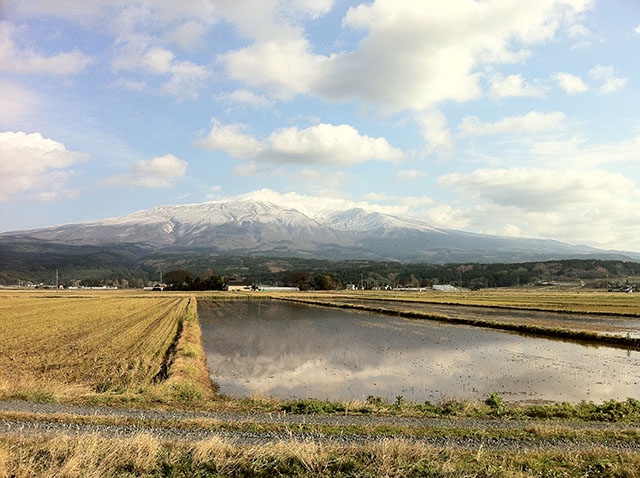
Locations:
199;301;640;403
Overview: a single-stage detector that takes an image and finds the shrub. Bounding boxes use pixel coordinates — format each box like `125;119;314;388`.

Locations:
594;398;640;422
281;400;346;414
485;392;505;412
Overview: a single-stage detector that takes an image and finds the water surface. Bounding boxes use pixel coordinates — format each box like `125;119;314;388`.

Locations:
334;298;640;338
199;300;640;403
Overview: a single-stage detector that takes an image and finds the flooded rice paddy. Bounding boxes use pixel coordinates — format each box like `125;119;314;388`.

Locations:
332;298;640;339
199;300;640;404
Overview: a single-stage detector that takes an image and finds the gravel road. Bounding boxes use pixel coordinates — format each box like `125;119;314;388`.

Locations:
2;400;639;451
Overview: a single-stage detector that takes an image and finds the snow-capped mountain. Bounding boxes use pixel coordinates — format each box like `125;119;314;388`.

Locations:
328;208;440;233
3;198;638;263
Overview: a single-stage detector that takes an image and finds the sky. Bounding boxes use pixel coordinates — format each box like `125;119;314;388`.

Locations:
1;0;639;253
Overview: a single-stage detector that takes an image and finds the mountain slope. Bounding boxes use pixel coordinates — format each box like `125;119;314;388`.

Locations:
3;199;639;263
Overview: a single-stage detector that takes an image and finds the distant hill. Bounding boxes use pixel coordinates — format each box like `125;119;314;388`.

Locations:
3;198;639;264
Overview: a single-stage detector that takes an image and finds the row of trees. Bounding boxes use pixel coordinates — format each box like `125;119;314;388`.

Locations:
163;269;225;291
161;269;341;291
158;261;639;292
266;259;639;291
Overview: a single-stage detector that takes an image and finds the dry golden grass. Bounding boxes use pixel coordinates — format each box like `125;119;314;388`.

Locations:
157;295;219;403
0;291;214;404
3;432;640;477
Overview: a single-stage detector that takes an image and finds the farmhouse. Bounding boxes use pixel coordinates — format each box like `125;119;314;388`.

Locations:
224;280;253;292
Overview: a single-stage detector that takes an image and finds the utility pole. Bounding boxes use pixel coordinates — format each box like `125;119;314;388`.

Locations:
56;269;59;289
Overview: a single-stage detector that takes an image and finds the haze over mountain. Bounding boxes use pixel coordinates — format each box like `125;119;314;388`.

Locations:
3;199;639;264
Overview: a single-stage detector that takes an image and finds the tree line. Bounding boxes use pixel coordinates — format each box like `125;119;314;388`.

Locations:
158;258;639;291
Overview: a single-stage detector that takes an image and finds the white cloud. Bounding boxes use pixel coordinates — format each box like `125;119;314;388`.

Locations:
589;65;627;94
415;109;453;156
423;204;471;230
0;131;87;201
132;154;188;178
220;38;325;100
7;1;595;110
10;0;217;98
599;77;628;94
438;168;630;211
566;23;592;49
102;154;188;188
196;119;261;158
531;134;640;166
232;162;265;177
113;47;212;100
0;81;40;124
265;123;404;164
489;74;546;98
198;120;403;165
0;21;92;75
215;89;274;108
396;169;427;181
363;191;389;201
164;20;208;50
238;189;358;217
459;111;565;136
567;23;591;39
635;25;640;35
296;168;347;188
219;0;592;112
109;78;146;92
236;188;434;220
553;72;588;93
437;167;640;250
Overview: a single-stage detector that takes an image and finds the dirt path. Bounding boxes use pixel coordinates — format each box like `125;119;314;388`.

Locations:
2;400;639;451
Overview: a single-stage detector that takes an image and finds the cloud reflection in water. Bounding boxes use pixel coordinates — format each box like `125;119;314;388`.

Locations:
199;300;640;403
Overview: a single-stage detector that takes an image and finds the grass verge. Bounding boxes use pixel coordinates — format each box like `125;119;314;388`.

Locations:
2;432;640;477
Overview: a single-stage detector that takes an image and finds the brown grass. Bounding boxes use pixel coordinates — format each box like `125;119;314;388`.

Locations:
157;296;218;404
3;433;640;477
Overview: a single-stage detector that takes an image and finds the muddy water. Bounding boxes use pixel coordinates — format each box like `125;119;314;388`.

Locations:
199;300;640;404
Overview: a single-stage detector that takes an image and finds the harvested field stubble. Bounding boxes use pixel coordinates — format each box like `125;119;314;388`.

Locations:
0;292;192;400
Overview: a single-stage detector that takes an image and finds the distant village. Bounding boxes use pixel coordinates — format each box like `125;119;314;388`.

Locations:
8;279;465;293
4;259;639;293
12;278;636;294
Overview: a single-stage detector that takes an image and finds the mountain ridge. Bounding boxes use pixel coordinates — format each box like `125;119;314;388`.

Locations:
3;198;639;263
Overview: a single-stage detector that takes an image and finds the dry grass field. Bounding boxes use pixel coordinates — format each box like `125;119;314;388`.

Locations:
0;290;213;405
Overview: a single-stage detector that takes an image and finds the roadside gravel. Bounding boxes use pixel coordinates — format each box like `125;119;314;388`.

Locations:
2;400;640;451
